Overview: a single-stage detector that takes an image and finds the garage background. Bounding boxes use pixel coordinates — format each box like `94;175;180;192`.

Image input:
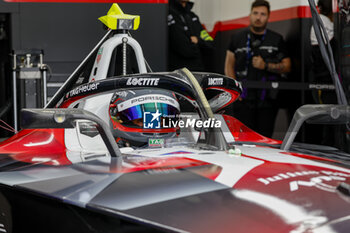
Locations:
0;0;168;138
0;0;348;151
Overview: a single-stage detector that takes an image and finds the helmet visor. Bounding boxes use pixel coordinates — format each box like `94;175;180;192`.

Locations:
116;102;180;128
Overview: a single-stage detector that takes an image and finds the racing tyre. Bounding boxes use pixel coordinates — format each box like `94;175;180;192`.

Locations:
0;192;12;233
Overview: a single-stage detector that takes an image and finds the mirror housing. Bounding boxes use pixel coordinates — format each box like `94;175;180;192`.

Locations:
21;108;121;157
281;105;350;151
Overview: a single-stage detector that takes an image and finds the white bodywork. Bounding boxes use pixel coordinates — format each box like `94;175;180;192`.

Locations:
88;33;147;82
65;33;148;125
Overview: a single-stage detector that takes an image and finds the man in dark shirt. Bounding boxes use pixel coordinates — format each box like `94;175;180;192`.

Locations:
168;0;214;71
224;0;291;137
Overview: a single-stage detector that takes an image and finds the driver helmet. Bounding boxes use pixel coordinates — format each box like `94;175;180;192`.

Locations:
109;89;180;147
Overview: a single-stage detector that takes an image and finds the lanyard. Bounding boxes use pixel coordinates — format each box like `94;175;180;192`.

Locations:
246;30;267;68
240;30;267;99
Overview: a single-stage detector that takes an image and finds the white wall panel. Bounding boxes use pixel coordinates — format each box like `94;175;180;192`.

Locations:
192;0;313;32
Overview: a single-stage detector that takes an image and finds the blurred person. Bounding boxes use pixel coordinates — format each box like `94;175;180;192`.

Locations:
168;0;214;71
310;0;337;104
308;0;339;147
224;0;291;137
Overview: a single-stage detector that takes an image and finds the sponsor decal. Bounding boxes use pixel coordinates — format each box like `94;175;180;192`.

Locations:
161;151;194;155
131;95;177;106
76;77;85;85
147;168;179;174
257;170;350;193
115;91;128;98
309;84;335;90
96;48;103;64
126;77;159;86
68;83;100;97
208;77;224;86
144;110;161;129
260;46;278;51
79;122;99;138
148;138;164;147
117;94;180;112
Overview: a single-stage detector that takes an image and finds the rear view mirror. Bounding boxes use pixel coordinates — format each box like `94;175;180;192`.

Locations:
281;105;350;150
21;108;121;157
193;72;242;113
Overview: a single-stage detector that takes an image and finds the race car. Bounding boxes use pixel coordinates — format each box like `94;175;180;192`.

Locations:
1;3;350;233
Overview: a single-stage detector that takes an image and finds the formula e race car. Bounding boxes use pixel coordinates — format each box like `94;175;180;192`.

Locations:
1;3;350;233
